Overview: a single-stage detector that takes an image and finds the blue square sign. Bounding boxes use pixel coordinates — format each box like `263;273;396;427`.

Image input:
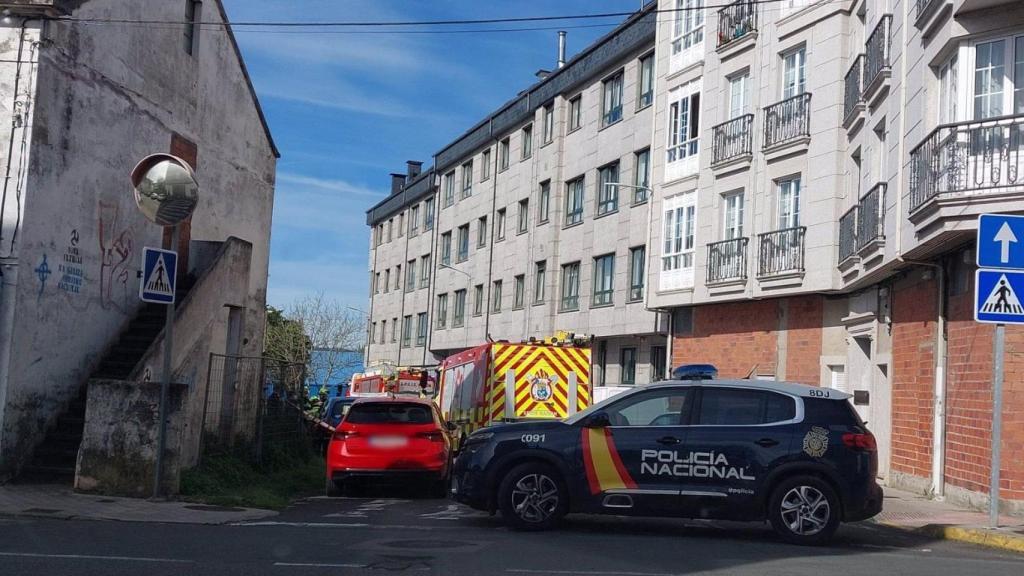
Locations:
140;247;177;304
975;269;1024;325
977;214;1024;270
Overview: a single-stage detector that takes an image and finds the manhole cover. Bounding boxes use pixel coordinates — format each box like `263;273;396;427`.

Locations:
184;504;245;512
380;539;469;549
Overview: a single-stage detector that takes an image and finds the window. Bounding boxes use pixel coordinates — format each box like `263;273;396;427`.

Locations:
783;47;807;99
405;260;416;292
496;208;507;240
492;280;503;312
376;224;384;246
538;181;551;223
668;89;700;163
651;346;666;381
663;202;696;271
521;125;533;159
387;219;393;242
424;197;435;230
383;269;390;293
602;71;624;126
184;0;202;55
518;199;529;233
729;71;751;118
374;272;381;294
370;322;376;344
597;162;620;215
453;289;466;327
391;317;397;343
477;216;488;248
671;0;705;56
542;104;554;144
603;389;691;427
443;171;455;207
592;254;615;306
565;177;585;225
973;39;1017;120
534;261;546;303
473;284;484;316
394;265;401;291
461;161;473;198
441;232;452;266
938;53;958;124
568;95;582;132
513;274;525;309
481;149;491;181
436;293;448;329
638;53;655;109
696;388;796;425
620;348;637;385
410;204;420;236
777;177;801;229
629;246;645;302
457;224;469;262
379;320;386;345
633;149;650;203
499;138;510;171
723;191;744;239
561;262;580;311
416;313;427;346
420;254;431;289
398;212;404;237
402;315;412;348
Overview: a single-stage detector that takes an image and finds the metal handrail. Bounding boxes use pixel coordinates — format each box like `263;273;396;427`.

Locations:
717;0;758;48
763;93;811;148
712;114;754;164
707;237;749;282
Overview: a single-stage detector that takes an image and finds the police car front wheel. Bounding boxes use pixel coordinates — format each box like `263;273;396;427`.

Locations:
768;475;841;545
498;462;567;531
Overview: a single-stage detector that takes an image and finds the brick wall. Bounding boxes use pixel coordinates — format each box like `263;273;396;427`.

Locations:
890;272;936;480
672;295;823;383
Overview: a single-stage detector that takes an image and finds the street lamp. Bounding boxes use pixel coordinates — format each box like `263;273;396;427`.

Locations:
438;262;472;279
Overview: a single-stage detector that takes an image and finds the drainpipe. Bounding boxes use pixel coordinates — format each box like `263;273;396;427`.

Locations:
900;257;947;498
482;129;500;341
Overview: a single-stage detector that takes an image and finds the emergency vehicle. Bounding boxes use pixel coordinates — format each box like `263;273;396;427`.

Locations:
436;334;592;441
349;366;436;397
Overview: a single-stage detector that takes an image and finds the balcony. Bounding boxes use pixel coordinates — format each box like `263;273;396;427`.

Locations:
763;93;811;151
913;0;949;36
757;227;805;278
844;54;865;129
910;114;1024;212
707;238;749;284
863;15;892;102
856;183;885;252
839;207;858;263
717;0;758;51
712;114;754;167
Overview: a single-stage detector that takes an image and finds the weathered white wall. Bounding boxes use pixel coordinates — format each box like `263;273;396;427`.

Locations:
0;0;277;478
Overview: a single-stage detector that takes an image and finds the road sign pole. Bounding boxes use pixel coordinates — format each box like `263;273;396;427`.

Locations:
989;323;1005;528
153;224;178;498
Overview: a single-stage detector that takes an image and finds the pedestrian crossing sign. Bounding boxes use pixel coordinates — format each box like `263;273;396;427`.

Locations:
975;269;1024;325
140;247;177;304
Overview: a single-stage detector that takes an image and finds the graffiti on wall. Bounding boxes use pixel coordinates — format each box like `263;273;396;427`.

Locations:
33;254;51;302
98;201;134;312
57;228;84;295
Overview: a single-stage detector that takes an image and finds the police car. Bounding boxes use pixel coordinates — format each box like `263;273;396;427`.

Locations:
450;379;882;545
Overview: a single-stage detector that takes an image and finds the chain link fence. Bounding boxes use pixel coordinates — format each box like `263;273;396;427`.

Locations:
200;354;312;466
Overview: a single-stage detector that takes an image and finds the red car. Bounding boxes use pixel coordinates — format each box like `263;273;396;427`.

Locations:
326;396;454;497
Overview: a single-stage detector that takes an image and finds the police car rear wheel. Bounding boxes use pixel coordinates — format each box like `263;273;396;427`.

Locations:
498;463;567;531
768;476;840;545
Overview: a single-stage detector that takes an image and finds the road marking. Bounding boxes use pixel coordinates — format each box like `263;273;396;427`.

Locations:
508;570;685;576
0;551;192;564
275;562;430;571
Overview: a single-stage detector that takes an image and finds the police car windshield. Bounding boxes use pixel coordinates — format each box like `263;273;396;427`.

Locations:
563;387;648;425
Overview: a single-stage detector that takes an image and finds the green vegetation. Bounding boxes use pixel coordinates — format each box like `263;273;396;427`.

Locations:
180;444;324;510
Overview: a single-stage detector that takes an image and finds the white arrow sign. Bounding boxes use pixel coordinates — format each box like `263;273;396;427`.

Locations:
995;221;1018;264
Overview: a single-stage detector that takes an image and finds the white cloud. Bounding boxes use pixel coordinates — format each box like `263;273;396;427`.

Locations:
276;173;385;198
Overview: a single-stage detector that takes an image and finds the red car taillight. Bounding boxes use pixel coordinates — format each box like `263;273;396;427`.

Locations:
416;430;445;443
332;429;358;441
842;432;877;452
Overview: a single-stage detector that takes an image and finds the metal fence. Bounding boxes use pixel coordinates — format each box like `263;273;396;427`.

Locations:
200;354;310;466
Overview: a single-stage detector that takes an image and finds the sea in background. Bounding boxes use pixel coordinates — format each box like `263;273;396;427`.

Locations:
306;349;364;398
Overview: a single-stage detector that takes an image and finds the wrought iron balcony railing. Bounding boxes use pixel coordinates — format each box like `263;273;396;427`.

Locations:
909;114;1024;211
712;114;754;165
844;54;865;121
717;0;757;48
856;183;885;250
707;237;748;283
865;15;892;92
839;207;858;263
764;93;811;149
758;226;806;276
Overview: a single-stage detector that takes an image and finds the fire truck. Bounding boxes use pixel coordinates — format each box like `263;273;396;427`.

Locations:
436;333;592;440
348;365;436;397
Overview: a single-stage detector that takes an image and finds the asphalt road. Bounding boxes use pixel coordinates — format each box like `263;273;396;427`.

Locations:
1;488;1022;575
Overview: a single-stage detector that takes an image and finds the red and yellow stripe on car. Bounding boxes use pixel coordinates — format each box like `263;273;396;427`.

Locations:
581;428;636;495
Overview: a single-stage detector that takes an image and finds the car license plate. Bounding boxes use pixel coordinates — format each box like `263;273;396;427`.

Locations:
369;435;408;448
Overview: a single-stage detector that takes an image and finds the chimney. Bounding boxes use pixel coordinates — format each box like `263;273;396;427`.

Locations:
406;160;423;180
557;31;566;69
390;173;406;196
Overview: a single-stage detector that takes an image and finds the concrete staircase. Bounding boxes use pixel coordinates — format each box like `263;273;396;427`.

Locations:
18;277;194;483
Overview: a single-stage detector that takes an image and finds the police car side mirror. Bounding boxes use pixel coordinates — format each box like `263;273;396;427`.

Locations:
585;412;611;428
445;421;459;432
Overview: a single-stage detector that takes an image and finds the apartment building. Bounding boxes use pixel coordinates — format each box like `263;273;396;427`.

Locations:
648;0;1024;514
366;5;668;386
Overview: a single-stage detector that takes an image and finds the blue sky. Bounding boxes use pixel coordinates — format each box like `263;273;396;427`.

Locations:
221;0;644;311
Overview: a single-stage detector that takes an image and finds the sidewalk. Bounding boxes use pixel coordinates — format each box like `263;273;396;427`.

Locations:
0;483;276;524
875;487;1024;553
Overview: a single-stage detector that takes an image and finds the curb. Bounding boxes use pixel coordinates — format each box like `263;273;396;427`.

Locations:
879;520;1024;554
